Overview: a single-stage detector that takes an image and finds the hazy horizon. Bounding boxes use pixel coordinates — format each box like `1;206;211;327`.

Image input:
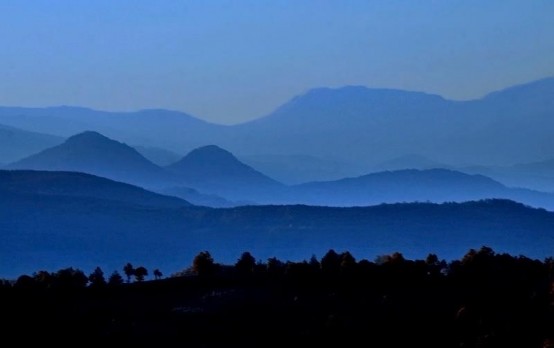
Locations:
0;75;551;126
1;1;553;124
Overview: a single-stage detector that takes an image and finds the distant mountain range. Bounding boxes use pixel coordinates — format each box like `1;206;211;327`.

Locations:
227;77;554;168
4;78;554;282
8;131;554;210
0;107;221;154
1;77;554;175
7;131;283;204
286;169;554;210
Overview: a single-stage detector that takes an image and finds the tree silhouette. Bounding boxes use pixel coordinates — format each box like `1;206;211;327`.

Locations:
267;257;285;276
339;251;357;273
3;247;554;346
376;252;406;265
192;251;216;276
309;254;321;273
123;263;135;283
88;267;106;288
134;266;148;282
153;269;163;280
321;249;341;274
235;251;256;275
425;253;439;266
108;271;124;286
33;270;53;288
0;279;11;289
14;275;35;289
53;268;88;289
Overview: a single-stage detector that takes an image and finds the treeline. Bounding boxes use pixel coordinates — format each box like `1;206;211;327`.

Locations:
3;246;554;288
1;247;554;347
0;264;162;289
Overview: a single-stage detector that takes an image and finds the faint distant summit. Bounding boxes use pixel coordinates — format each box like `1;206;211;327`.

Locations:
299;85;445;101
266;85;447;120
483;76;554;101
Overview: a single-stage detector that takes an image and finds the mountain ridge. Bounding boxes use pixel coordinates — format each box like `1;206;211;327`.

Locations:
9;131;173;187
1;196;554;279
2;77;554;182
9;131;554;210
285;168;554;210
0;169;190;208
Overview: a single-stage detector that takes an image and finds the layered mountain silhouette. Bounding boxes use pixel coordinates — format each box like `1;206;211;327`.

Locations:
7;131;283;203
8;131;173;187
1;77;554;183
4;78;554;284
0;106;223;154
2;194;554;279
166;145;283;202
226;87;454;169
229;77;554;168
8;130;554;209
0;123;63;163
284;169;554;210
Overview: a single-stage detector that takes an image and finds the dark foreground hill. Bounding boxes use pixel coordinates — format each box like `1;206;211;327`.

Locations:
1;247;553;347
0;170;189;208
1;185;554;279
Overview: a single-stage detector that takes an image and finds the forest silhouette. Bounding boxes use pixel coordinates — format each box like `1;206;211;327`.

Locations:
2;246;554;347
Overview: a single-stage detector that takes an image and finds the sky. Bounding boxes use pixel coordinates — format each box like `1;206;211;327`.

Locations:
0;1;553;124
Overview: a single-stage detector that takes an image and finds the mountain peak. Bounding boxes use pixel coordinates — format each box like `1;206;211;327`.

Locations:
66;130;109;142
10;131;169;186
167;145;281;200
63;131;129;150
169;145;251;173
257;84;448;124
186;145;236;160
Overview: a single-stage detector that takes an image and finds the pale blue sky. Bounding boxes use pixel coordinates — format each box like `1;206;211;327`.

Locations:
1;1;553;124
